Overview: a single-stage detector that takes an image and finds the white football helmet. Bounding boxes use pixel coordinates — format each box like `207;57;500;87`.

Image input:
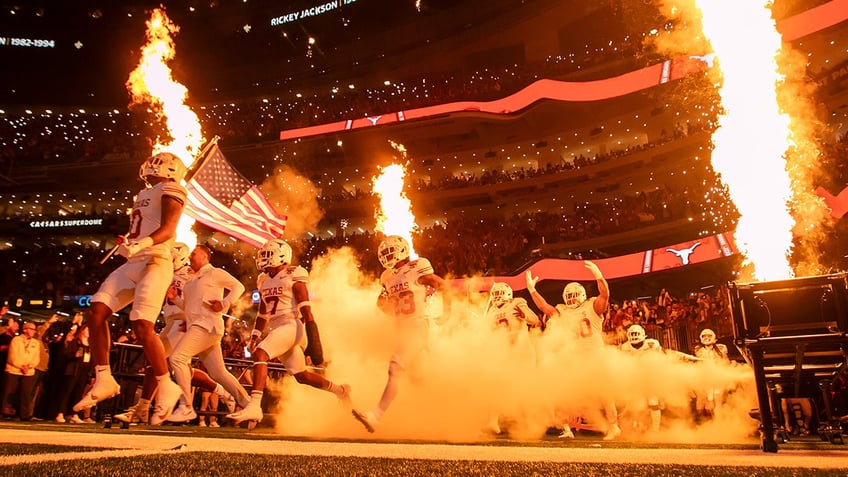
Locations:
562;282;586;308
700;328;716;346
139;152;187;184
628;324;646;346
490;283;513;307
256;239;292;271
378;235;410;269
171;242;191;270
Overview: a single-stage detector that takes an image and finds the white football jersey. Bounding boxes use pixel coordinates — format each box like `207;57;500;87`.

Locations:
257;265;308;325
555;297;604;347
162;265;194;321
620;338;662;352
487;297;532;334
694;343;729;362
127;181;187;259
379;258;434;323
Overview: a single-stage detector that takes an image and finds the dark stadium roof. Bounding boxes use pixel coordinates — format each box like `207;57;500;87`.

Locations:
0;0;571;106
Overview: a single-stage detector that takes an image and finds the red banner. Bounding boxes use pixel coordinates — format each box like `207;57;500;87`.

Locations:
451;233;738;292
279;0;848;142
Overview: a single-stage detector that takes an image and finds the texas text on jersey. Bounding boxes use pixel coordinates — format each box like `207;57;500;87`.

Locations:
257;265;309;324
379;258;434;323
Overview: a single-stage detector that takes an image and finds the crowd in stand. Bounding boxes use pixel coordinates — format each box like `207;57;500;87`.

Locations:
0;179;697;305
0;307;250;424
3;115;847;302
0;19;689;173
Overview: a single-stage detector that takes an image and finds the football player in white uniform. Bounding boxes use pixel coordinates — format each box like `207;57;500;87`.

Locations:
228;239;350;424
114;243;238;425
620;324;661;352
692;328;729;420
620;324;664;432
485;282;541;337
74;153;186;423
525;260;621;440
352;235;452;433
483;282;540;434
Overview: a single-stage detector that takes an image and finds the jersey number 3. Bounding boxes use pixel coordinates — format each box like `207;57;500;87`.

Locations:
390;290;416;315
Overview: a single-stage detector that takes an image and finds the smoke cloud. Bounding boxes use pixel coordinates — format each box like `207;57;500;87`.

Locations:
263;247;759;443
260;164;324;239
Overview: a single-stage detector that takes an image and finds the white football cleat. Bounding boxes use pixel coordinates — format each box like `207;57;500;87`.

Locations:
166;404;197;423
114;404;150;424
603;423;622;441
352;409;377;433
227;401;263;424
149;379;183;425
73;374;120;412
216;389;237;414
558;426;575;439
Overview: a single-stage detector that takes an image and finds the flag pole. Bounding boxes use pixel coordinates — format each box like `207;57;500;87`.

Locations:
102;136;220;265
184;135;220;182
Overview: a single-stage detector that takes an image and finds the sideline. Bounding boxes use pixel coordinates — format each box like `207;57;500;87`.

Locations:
1;427;847;469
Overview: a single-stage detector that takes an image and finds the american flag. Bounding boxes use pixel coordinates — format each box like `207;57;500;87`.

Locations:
184;144;287;248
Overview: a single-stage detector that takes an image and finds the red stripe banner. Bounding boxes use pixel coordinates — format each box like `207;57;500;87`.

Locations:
279;0;848;142
451;232;738;293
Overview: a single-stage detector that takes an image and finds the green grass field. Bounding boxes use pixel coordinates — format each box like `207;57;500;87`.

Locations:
4;452;848;477
2;422;847;476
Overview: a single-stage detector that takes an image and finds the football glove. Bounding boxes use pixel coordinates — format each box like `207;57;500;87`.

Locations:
117;236;154;258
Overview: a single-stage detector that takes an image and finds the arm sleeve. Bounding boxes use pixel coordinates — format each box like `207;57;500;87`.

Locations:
256;274;269;317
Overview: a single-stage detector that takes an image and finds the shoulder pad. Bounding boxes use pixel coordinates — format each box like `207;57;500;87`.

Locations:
413;257;434;275
289;265;308;282
161;181;188;206
512;297;527;307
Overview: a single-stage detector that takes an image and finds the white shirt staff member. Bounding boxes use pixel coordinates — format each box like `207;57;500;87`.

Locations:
167;245;250;421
